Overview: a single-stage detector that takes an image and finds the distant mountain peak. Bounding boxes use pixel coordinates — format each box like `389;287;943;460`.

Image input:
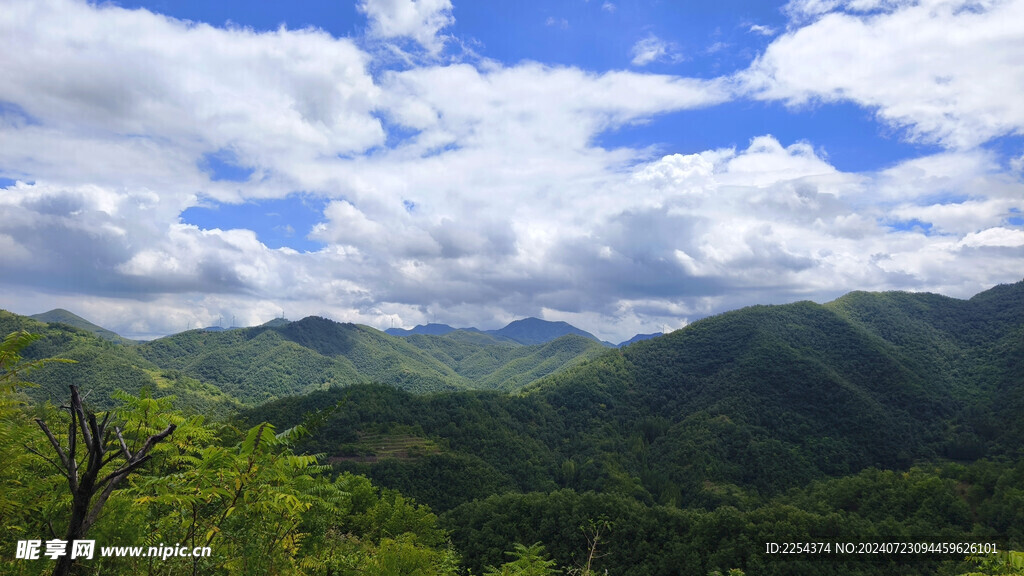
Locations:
29;308;133;344
386;323;458;337
617;332;664;348
487;317;605;346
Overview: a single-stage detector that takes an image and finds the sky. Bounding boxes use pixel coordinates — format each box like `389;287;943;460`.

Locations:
1;0;1023;342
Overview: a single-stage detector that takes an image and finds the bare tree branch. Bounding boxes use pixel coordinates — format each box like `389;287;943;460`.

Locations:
24;445;70;480
33;418;69;469
67;413;78;490
114;426;132;460
70;386;93;449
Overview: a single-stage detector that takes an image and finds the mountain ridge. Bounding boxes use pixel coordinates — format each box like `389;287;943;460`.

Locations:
387;316;657;348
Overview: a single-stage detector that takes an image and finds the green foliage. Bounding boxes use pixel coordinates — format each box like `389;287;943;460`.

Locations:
0;329;75;386
485;543;561;576
958;550;1024;575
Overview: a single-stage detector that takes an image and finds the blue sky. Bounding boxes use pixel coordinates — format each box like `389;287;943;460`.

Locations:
0;0;1022;340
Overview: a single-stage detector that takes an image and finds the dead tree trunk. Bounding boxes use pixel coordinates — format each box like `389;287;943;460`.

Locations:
31;385;175;576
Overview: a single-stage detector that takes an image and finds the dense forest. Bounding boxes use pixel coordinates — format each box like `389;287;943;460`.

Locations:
1;282;1023;574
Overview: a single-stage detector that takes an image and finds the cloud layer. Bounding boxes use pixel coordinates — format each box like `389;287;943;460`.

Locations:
746;0;1024;148
0;0;1022;342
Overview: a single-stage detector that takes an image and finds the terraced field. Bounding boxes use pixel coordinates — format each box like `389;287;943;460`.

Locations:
329;433;442;463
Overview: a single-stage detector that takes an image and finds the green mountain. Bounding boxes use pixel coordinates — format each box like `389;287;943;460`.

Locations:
139;317;609;402
29;308;135;345
137;316;471;402
402;331;607;390
0;310;239;414
247;281;1024;505
1;310;606;407
6;281;1024;576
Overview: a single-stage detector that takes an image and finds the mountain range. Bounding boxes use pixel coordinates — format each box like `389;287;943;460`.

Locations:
0;310;612;406
4;281;1024;575
386;317;659;348
244;280;1024;499
26;307;659;349
239;281;1024;575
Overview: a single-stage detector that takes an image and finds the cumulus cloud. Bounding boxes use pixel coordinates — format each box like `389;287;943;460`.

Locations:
959;227;1024;248
0;0;1022;343
358;0;454;53
743;0;1024;148
0;0;381;200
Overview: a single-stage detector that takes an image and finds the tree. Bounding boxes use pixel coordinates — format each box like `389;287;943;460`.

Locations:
568;519;612;576
31;384;175;576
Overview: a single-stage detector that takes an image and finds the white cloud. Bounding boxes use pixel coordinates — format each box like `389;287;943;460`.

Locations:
1;0;1022;343
748;24;777;36
1011;153;1024;173
784;0;913;19
358;0;454;53
959;227;1024;248
744;0;1024;148
545;17;569;29
602;2;617;13
0;0;382;198
631;34;682;66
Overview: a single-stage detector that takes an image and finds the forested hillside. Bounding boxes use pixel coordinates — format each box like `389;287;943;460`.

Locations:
0;311;239;414
243;281;1024;575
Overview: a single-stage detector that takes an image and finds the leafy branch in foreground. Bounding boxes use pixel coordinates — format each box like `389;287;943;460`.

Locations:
485;543;561;576
1;331;75;535
959;550;1024;576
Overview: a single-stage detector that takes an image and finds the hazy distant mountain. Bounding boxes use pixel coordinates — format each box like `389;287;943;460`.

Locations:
386;323;462;337
617;332;663;347
387;317;612;346
484;317;605;346
29;308;135;344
